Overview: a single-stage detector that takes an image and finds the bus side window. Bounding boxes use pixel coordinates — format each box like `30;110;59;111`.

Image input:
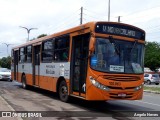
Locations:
26;45;32;63
42;39;54;62
62;50;68;60
54;36;69;61
19;47;26;63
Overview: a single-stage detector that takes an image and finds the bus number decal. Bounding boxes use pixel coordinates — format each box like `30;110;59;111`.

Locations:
109;82;121;86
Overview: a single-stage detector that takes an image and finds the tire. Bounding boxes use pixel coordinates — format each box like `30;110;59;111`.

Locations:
8;79;12;82
22;75;27;89
155;83;159;85
59;81;69;102
147;80;151;85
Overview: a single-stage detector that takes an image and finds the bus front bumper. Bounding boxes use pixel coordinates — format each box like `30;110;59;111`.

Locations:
86;85;143;101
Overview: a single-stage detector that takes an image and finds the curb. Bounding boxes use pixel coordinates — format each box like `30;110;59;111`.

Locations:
143;90;160;94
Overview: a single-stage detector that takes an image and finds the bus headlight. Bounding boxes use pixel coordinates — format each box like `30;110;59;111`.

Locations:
89;76;110;91
134;83;144;91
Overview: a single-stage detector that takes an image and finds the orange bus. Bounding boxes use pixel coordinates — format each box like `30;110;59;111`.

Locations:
11;21;145;102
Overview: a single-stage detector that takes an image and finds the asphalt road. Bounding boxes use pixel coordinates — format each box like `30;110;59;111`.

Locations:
0;80;160;120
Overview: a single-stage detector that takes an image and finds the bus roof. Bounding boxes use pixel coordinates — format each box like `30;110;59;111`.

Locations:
12;21;145;50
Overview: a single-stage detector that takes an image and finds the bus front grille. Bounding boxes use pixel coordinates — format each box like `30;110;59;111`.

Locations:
103;75;140;81
107;86;135;90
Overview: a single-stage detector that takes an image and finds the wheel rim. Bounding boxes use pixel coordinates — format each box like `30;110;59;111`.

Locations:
60;86;68;99
59;81;69;102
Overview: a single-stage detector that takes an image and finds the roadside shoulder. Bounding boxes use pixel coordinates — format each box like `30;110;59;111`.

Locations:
0;96;14;111
144;90;160;94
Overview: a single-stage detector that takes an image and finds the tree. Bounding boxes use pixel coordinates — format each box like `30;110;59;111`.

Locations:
37;34;47;38
29;34;47;41
0;56;11;69
144;41;160;72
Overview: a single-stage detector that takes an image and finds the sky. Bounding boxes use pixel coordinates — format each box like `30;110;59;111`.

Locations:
0;0;160;58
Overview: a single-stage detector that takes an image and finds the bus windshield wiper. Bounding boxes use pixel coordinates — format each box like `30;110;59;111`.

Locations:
108;36;120;55
130;39;138;53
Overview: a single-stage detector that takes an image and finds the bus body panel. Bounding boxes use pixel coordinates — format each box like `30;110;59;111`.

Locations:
14;62;70;92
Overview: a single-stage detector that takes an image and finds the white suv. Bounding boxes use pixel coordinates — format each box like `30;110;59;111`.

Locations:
144;73;160;85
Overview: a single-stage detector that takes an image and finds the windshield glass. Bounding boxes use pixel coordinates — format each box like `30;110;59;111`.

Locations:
90;38;144;74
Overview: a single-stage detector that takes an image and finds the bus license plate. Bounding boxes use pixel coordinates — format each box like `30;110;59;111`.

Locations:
118;93;126;97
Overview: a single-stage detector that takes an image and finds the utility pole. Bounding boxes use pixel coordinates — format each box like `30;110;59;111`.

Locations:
108;0;110;21
80;7;83;25
19;26;37;42
118;16;121;22
2;43;13;56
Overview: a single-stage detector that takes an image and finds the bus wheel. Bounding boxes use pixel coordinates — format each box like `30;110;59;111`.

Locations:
59;81;69;102
22;75;27;89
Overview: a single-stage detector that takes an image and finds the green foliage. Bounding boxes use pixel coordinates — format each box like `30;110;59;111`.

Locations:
144;86;160;92
0;56;11;69
37;34;47;38
144;41;160;72
30;34;47;41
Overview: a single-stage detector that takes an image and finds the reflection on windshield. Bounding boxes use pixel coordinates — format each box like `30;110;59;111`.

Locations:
90;38;144;74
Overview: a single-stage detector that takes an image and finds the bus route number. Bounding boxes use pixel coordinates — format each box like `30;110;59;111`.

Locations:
109;82;121;86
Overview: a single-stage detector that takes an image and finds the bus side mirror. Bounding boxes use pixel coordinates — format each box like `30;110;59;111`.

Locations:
89;50;94;57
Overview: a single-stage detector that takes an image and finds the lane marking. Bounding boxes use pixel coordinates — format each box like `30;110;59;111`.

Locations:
136;100;160;107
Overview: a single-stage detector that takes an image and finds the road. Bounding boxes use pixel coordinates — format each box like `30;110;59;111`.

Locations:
0;80;160;120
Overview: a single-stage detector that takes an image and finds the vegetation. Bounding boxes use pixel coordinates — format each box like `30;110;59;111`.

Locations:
144;42;160;72
30;34;47;41
37;34;47;38
144;86;160;92
0;56;11;69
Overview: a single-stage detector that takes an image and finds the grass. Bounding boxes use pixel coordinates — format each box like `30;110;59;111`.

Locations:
144;86;160;92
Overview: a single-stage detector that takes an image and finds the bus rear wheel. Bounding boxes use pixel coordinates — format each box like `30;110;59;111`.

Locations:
59;81;69;102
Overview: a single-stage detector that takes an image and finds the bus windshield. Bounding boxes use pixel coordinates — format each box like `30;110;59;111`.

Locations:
90;38;144;74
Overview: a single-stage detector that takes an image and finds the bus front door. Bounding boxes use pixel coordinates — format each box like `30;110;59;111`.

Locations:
14;50;18;80
71;33;90;97
33;45;40;86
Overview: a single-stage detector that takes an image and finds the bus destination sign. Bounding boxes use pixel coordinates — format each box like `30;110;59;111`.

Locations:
95;23;145;40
